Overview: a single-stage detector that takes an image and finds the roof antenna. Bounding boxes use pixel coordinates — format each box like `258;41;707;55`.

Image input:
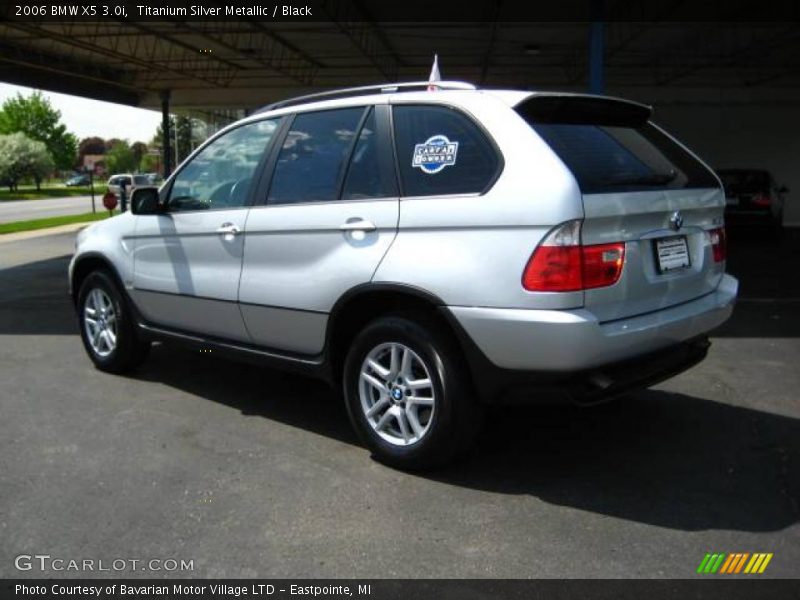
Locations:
427;54;441;91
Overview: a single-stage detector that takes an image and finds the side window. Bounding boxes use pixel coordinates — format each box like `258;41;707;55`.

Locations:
168;119;278;212
268;107;364;205
342;108;398;200
392;105;500;197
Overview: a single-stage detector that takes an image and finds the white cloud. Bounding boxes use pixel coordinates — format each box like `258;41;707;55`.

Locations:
0;83;162;143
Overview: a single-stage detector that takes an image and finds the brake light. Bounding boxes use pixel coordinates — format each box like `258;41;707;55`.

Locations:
522;220;625;292
583;243;626;289
709;227;727;262
751;193;772;207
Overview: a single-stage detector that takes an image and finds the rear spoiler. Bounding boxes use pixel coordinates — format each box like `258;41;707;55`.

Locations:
515;94;653;127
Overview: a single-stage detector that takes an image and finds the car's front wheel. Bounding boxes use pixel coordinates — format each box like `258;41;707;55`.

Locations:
343;314;484;470
77;270;150;373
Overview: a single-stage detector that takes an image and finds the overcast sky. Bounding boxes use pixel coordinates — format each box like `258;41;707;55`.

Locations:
0;83;162;143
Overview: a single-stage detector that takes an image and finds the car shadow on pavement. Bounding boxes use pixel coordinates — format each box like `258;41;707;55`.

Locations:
0;254;77;335
135;344;800;534
438;392;800;533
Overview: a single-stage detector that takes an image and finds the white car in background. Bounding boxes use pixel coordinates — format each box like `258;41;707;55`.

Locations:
106;174;152;197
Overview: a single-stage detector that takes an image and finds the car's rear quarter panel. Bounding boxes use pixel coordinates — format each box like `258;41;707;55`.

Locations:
373;92;586;310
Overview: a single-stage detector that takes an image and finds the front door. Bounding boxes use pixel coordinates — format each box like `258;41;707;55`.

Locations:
131;118;280;341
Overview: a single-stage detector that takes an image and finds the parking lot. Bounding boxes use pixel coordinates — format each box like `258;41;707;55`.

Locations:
1;227;798;579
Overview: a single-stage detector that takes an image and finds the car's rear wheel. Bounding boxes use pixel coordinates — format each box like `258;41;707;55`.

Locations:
78;270;150;373
343;313;484;470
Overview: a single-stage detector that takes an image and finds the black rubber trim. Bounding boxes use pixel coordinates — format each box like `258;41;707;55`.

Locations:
131;287;328;315
136;322;330;381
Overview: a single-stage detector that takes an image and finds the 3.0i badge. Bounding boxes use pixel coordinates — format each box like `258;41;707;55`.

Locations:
412;135;459;174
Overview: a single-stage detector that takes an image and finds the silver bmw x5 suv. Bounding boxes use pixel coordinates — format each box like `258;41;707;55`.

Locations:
69;81;738;469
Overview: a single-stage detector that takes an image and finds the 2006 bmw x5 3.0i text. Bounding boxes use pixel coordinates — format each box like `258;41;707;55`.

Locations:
69;82;738;469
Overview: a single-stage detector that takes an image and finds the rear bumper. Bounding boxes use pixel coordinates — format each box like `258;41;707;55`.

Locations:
447;274;737;372
442;273;737;403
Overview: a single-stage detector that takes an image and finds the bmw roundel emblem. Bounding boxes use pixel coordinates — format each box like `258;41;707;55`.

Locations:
670;210;684;231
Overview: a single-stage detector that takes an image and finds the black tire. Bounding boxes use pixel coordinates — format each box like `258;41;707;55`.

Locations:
77;270;150;373
343;313;484;470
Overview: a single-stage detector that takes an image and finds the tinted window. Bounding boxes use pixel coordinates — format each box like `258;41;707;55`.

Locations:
168;119;277;211
718;169;770;195
392;105;500;197
517;102;717;194
342;109;397;200
268;108;364;205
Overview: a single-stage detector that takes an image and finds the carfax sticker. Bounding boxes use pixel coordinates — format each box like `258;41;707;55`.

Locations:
412;135;459;174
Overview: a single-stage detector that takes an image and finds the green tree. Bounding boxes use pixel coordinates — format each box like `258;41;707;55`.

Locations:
140;151;160;175
105;138;123;151
0;132;55;191
105;139;137;174
153;115;207;165
131;141;148;171
78;136;106;167
0;91;77;170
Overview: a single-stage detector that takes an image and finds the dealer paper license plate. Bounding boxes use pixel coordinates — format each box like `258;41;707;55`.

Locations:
655;236;690;272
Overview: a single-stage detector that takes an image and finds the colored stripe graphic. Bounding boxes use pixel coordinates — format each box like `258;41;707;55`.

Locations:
698;552;773;574
711;553;726;573
719;554;735;573
744;554;761;574
697;554;712;573
758;553;773;573
734;553;749;573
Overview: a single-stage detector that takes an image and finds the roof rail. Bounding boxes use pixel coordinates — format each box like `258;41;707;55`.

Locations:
255;81;478;113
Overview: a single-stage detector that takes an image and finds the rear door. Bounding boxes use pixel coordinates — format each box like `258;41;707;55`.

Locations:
238;104;399;355
518;96;725;322
131;118;280;340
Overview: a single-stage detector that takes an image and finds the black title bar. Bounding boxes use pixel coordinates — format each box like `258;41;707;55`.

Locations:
3;0;800;22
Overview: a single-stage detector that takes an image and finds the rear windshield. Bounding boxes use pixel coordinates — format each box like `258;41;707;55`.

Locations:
517;98;718;194
718;170;769;194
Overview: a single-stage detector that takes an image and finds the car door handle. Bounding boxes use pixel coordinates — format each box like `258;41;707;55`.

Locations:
339;219;376;232
216;223;241;236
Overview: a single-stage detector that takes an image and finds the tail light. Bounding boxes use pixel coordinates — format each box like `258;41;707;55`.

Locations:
522;220;625;292
751;193;772;208
709;227;727;262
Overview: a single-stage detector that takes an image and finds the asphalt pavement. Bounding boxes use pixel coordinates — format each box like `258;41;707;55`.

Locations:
0;229;798;579
0;195;100;223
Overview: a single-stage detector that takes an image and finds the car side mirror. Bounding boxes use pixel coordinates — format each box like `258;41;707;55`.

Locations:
778;185;789;194
131;187;164;215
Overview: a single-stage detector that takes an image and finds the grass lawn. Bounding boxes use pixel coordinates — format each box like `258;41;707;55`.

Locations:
0;211;111;235
0;183;101;201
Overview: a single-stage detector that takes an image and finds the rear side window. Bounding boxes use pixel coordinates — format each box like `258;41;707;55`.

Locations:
517;100;717;194
392;105;500;197
268;107;364;205
341;109;397;200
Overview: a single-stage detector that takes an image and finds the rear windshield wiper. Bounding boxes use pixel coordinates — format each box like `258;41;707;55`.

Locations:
600;170;677;187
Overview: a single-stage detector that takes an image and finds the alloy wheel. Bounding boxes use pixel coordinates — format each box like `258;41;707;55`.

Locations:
358;342;436;446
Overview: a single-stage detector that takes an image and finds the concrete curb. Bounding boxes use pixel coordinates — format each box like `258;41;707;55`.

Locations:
0;222;93;244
